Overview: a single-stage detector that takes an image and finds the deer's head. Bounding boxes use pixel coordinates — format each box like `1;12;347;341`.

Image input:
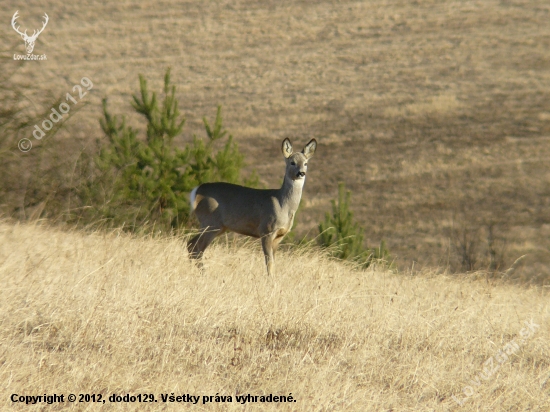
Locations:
282;138;317;183
12;11;49;54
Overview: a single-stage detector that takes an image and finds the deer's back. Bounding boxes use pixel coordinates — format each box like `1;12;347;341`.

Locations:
195;183;280;237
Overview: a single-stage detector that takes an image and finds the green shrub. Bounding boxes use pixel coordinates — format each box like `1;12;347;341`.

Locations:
76;68;255;231
318;182;391;268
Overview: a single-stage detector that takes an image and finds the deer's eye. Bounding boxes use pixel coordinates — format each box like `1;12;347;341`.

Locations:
290;162;296;166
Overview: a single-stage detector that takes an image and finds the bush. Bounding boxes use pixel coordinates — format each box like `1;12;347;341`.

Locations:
318;182;390;268
447;214;509;274
76;68;256;231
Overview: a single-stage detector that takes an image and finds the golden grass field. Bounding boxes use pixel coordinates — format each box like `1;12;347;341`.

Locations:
0;221;548;411
2;1;550;410
2;0;550;275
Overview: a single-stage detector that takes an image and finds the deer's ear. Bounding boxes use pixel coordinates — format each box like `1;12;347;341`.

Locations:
302;139;317;159
282;138;293;158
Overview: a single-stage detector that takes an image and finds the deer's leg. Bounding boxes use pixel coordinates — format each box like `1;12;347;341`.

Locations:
272;234;285;257
187;233;203;260
189;199;225;262
261;234;276;276
188;227;225;261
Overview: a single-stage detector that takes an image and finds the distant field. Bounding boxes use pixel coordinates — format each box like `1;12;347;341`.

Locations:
2;0;550;275
0;222;548;410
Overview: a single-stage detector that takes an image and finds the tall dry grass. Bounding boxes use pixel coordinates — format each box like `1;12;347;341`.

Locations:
0;221;549;411
3;0;550;272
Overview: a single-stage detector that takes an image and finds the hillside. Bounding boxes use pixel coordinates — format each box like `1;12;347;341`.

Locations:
2;0;550;275
0;221;548;410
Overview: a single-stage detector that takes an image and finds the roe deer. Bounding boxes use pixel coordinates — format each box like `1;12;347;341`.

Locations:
188;138;317;275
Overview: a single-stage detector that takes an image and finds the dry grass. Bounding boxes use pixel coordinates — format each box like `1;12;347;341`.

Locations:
3;2;550;408
3;0;550;276
0;221;548;410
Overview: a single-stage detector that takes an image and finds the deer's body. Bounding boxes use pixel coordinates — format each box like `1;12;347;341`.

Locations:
188;138;317;275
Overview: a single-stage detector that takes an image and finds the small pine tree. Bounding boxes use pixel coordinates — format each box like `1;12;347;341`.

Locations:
318;182;391;268
77;68;255;231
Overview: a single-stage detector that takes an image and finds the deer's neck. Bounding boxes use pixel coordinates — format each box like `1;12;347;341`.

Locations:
278;175;304;212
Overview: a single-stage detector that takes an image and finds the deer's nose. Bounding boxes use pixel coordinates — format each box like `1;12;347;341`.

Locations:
297;171;306;178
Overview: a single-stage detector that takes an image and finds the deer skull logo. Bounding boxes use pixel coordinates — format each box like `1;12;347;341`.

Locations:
11;11;49;54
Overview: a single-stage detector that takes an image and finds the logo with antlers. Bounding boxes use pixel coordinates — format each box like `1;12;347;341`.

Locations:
11;10;49;54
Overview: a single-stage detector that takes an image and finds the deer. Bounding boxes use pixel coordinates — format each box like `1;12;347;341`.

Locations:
11;11;49;54
188;138;317;276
